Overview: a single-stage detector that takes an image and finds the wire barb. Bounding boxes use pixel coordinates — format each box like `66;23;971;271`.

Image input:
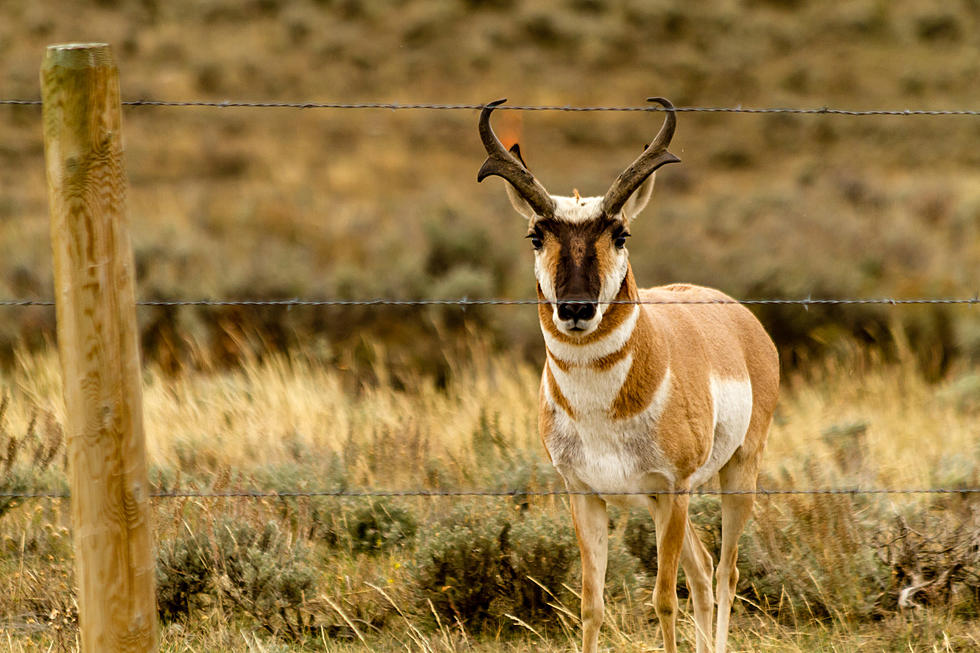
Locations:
2;487;980;500
3;96;978;503
2;297;980;307
4;98;980;115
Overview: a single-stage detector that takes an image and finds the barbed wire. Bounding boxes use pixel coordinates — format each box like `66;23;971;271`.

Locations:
2;98;977;506
3;98;980;115
1;296;978;308
3;487;979;500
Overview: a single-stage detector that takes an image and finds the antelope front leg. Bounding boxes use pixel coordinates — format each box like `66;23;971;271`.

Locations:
649;491;690;653
570;490;609;653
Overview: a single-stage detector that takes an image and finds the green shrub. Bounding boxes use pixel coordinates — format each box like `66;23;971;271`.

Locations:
308;497;418;553
413;508;510;629
737;495;890;622
156;525;213;621
621;495;900;621
156;518;317;638
502;510;578;619
0;406;66;519
215;520;317;637
412;506;577;632
345;498;418;554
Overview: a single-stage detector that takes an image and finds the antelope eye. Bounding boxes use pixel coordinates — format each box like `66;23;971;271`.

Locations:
613;231;630;249
527;232;544;250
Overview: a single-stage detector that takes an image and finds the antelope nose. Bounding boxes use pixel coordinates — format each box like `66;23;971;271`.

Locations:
557;301;597;322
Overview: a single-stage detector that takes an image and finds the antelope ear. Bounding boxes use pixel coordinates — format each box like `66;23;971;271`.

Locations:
509;143;529;168
503;143;539;221
620;170;656;221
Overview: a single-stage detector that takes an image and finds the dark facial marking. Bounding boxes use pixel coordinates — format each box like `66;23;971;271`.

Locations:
533;215;618;305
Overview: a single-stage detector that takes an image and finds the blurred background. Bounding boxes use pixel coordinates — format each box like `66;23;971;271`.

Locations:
4;4;980;648
2;0;980;379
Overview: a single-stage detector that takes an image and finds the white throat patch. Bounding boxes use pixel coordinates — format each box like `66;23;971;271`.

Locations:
543;305;640;364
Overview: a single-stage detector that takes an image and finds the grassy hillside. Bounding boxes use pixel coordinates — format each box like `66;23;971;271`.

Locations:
1;0;980;374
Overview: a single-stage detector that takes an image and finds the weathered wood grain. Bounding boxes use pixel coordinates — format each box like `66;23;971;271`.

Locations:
41;43;158;652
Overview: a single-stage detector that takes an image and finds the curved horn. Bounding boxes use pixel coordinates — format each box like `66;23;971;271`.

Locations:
601;97;681;217
477;99;556;219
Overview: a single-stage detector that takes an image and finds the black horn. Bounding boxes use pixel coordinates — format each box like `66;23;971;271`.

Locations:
601;97;681;217
477;99;556;219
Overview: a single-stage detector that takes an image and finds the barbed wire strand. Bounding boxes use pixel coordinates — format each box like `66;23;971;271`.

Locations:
3;487;980;500
1;297;979;308
3;99;980;115
0;99;975;500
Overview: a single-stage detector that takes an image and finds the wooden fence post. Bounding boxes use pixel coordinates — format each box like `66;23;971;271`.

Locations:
40;43;158;652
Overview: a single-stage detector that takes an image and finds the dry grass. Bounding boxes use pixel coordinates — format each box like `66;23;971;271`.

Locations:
8;339;975;496
2;1;980;650
1;344;980;650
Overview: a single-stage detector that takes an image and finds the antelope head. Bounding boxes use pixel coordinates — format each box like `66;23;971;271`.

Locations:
478;98;680;337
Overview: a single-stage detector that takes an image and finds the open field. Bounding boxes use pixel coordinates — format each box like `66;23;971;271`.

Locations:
3;1;980;651
1;346;979;651
2;0;980;374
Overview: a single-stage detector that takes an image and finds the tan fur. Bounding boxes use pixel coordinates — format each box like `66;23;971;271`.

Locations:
541;261;633;372
491;107;778;653
544;361;576;419
594;231;617;283
546;350;572;373
536;264;778;653
608;305;665;420
588;344;631;372
637;283;777;478
537;381;555;464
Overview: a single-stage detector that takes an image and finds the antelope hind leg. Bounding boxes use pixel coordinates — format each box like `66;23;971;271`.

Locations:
680;515;715;653
715;455;764;653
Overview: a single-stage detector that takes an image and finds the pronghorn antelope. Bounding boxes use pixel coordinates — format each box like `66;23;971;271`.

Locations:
477;98;779;653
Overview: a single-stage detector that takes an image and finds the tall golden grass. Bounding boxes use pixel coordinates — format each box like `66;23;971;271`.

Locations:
7;340;976;495
1;344;979;650
2;1;980;649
